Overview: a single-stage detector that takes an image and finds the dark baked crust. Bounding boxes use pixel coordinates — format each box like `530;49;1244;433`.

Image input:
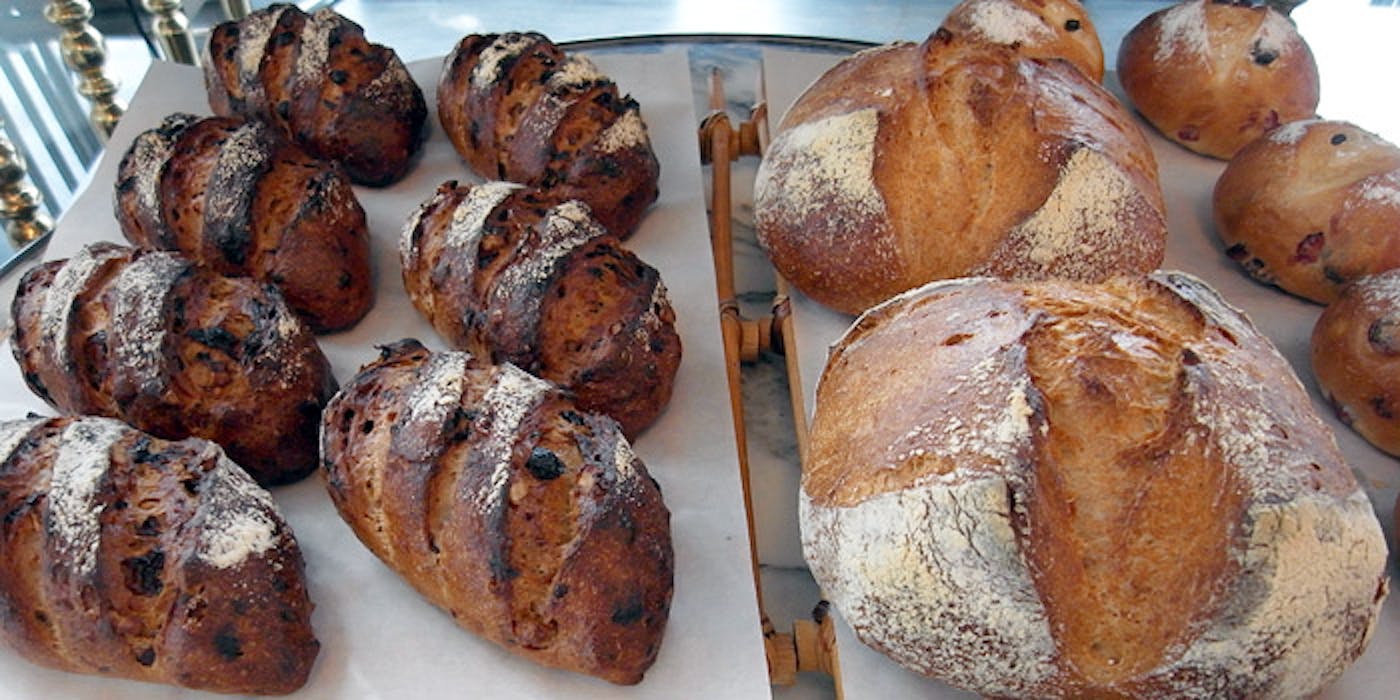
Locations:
9;242;337;486
400;181;681;438
0;416;317;694
320;340;673;684
437;32;660;238
115;113;372;332
203;3;426;186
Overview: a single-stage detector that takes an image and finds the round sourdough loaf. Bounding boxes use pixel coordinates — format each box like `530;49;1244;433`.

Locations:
754;29;1166;315
1312;270;1400;456
1214;119;1400;304
801;272;1388;698
941;0;1104;81
1117;0;1318;159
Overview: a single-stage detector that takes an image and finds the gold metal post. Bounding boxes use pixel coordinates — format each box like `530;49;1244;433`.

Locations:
141;0;200;66
0;119;55;247
43;0;125;138
220;0;251;20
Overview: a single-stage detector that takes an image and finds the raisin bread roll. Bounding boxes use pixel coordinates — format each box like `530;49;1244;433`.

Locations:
437;32;660;238
401;181;681;438
204;3;426;186
1117;0;1319;159
320;340;672;684
802;273;1388;698
0;416;317;694
115;113;372;332
1311;270;1400;456
10;243;337;485
1214;119;1400;303
942;0;1104;81
754;29;1167;315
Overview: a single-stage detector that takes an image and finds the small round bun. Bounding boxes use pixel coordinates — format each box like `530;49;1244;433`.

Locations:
754;30;1166;315
802;272;1388;698
942;0;1104;80
1312;270;1400;456
1214;119;1400;303
1117;0;1318;159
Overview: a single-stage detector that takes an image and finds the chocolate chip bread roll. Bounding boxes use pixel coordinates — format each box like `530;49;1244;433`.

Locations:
437;32;660;237
10;243;337;485
320;340;673;684
401;181;681;438
204;3;427;186
0;416;317;694
115;113;372;332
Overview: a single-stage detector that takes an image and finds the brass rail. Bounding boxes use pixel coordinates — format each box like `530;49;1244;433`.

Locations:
43;0;125;138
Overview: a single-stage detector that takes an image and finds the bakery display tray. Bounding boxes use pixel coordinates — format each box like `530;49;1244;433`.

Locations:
0;50;772;699
760;47;1400;699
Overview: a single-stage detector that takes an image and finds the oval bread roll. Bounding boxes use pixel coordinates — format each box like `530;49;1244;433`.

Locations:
802;272;1388;698
1117;0;1319;159
400;181;681;438
320;340;673;685
0;416;317;694
1311;270;1400;456
1214;119;1400;303
115;113;373;332
203;4;427;186
9;243;337;486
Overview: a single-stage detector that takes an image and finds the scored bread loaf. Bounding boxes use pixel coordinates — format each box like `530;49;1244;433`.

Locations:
115;112;372;332
204;3;427;186
1214;119;1400;304
941;0;1104;81
0;416;317;694
400;180;681;438
320;340;673;684
9;242;337;486
437;32;660;237
802;272;1388;697
1117;0;1319;159
754;28;1167;315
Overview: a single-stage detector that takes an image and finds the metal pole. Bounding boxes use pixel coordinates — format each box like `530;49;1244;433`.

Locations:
141;0;201;66
42;0;125;139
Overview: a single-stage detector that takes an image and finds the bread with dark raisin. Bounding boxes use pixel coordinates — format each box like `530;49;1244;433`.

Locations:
400;180;681;438
0;415;318;694
203;3;427;186
115;113;372;332
437;32;660;237
9;242;337;485
320;340;673;684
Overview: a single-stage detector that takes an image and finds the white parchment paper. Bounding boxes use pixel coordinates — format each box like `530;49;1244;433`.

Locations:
764;47;1400;700
0;50;771;699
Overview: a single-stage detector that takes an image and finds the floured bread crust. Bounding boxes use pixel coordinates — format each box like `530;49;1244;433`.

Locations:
802;272;1388;697
754;31;1165;315
942;0;1104;80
